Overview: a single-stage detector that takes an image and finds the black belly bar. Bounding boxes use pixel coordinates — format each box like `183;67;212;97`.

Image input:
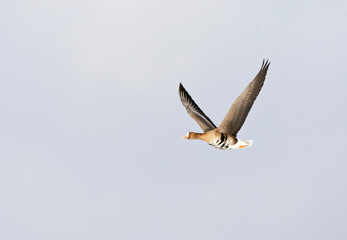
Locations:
208;134;230;150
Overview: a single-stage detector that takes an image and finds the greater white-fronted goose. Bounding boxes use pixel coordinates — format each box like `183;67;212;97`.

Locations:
179;59;270;150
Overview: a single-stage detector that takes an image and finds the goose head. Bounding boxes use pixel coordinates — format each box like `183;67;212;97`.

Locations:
183;132;191;139
182;132;203;140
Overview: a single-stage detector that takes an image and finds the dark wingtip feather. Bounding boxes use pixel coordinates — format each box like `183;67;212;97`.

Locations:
261;59;271;71
179;83;192;106
179;82;186;99
179;82;185;92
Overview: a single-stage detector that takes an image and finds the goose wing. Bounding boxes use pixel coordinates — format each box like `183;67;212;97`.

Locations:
179;83;217;132
218;60;270;136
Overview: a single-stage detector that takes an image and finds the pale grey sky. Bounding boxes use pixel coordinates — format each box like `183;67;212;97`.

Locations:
1;0;347;239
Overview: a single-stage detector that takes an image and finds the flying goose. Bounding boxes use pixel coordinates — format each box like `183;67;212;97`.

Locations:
179;59;270;150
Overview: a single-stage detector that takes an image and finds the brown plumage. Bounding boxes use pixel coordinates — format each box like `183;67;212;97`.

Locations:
179;59;270;150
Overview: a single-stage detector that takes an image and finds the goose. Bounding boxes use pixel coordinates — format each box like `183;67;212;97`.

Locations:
179;59;270;150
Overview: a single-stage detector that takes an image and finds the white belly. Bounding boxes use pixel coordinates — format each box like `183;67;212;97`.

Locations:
209;138;253;150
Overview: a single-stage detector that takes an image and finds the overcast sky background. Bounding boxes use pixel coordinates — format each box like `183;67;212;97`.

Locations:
1;0;347;239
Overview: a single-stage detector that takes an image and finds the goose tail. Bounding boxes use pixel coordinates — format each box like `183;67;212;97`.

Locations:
235;139;253;149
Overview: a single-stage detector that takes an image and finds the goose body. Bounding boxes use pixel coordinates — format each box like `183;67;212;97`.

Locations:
179;60;270;150
183;128;252;150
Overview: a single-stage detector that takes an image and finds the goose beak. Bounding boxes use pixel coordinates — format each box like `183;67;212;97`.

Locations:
183;135;188;139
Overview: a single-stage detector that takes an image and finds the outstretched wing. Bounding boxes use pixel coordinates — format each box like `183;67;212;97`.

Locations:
218;60;270;136
179;83;217;132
